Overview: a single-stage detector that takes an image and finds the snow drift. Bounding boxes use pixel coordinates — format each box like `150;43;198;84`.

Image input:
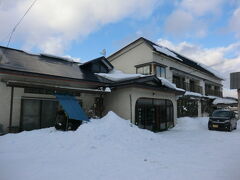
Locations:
0;112;240;180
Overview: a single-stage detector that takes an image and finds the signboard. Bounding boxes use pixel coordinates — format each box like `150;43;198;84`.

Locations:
230;72;240;89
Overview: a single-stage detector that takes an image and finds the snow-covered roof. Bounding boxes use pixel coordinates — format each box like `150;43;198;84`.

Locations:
41;53;81;63
153;45;182;61
96;69;145;81
197;62;224;80
96;69;184;92
157;77;185;92
213;98;238;105
184;91;203;97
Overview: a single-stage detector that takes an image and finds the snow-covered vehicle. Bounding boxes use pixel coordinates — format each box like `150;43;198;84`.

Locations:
208;109;237;132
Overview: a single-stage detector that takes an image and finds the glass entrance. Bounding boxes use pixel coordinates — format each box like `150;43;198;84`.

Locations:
135;98;174;132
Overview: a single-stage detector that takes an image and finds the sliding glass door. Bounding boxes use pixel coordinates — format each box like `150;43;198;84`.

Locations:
21;99;58;131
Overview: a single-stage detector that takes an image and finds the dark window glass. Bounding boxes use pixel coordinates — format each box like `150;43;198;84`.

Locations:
135;98;174;132
21;99;58;131
212;111;231;118
24;88;81;96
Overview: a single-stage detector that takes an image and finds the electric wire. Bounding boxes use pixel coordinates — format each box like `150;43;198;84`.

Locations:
6;0;37;47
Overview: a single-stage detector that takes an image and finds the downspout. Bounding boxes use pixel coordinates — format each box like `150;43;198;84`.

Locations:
8;86;14;133
238;89;240;120
129;94;132;123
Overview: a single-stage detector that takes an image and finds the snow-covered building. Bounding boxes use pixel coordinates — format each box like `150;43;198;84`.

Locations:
0;46;183;134
108;37;223;118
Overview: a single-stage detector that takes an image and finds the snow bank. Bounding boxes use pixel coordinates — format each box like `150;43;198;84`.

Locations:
1;112;240;180
213;98;238;105
96;69;145;81
175;117;209;131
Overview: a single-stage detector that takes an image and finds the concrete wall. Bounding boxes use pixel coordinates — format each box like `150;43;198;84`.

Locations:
104;87;177;125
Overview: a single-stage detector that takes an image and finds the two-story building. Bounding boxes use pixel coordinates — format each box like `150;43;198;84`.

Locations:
108;37;223;117
0;45;184;134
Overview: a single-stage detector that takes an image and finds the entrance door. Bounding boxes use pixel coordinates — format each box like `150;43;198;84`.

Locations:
41;100;58;128
21;99;41;131
135;98;174;132
21;99;57;131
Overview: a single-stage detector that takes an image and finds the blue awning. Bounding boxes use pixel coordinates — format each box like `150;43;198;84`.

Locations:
55;94;89;121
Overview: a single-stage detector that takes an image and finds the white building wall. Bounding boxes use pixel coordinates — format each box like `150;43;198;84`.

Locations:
152;53;222;86
0;81;11;133
109;42;153;74
0;80;100;133
109;43;222;92
104;87;178;125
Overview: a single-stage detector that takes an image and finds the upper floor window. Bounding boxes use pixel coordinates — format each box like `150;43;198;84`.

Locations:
136;65;150;75
156;65;166;78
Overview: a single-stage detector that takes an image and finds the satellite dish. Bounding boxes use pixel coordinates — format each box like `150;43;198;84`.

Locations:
100;49;106;56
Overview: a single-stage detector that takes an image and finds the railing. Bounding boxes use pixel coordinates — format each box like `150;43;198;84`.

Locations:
205;89;222;97
174;81;203;94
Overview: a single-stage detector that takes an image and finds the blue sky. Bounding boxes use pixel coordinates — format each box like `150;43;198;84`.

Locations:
0;0;240;96
65;1;238;60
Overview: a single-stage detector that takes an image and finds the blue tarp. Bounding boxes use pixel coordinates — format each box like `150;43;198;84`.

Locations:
55;94;89;121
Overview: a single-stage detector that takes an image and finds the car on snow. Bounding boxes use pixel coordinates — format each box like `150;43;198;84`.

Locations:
208;109;238;132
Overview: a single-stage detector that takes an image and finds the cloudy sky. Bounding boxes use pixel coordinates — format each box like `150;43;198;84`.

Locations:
0;0;239;97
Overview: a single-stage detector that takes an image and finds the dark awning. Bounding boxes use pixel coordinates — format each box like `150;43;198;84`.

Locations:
55;94;89;121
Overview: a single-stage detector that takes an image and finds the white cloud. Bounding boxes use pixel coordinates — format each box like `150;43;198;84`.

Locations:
164;0;225;37
0;0;157;54
164;10;194;36
157;38;240;98
180;0;224;16
229;7;240;38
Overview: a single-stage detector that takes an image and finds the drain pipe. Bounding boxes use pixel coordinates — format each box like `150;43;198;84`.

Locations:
8;86;14;133
129;94;132;123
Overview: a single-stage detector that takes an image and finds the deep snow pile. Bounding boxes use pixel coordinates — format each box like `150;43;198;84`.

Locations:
1;112;240;180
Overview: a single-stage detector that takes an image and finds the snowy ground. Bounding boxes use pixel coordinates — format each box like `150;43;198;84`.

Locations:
1;112;240;180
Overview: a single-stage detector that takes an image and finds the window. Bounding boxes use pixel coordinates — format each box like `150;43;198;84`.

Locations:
21;99;58;131
24;88;81;96
156;65;166;78
136;65;150;75
173;75;185;89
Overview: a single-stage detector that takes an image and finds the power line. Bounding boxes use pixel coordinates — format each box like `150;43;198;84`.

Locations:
7;0;37;47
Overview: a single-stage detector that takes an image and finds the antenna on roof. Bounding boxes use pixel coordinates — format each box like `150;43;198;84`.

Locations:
100;49;106;57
